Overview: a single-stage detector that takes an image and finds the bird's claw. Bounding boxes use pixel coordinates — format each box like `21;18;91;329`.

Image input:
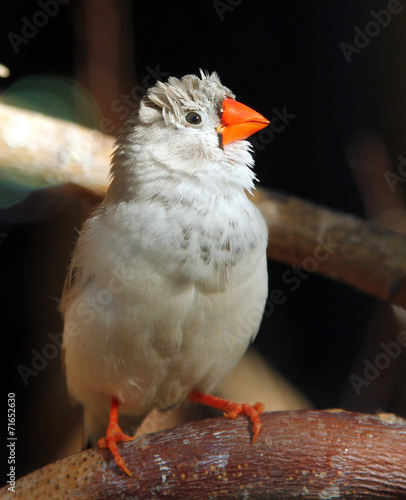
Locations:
98;398;136;476
188;391;265;444
98;423;136;476
223;401;264;443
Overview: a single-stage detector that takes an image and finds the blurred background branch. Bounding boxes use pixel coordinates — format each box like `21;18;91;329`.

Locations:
1;101;406;309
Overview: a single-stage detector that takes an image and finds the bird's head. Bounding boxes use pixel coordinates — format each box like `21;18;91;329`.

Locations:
138;70;268;160
110;71;269;199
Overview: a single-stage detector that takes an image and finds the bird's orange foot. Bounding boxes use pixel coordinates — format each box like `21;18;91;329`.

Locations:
188;390;265;443
98;397;136;476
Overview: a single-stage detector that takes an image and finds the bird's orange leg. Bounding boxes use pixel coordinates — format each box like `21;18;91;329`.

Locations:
97;397;136;476
188;390;265;443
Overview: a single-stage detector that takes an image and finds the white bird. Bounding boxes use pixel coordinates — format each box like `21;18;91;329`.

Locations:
61;70;269;475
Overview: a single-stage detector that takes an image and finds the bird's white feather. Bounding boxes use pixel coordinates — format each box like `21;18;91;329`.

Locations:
62;71;268;443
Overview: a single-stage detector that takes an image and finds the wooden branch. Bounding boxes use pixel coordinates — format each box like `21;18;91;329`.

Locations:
1;103;406;308
253;189;406;309
0;103;113;196
4;411;406;499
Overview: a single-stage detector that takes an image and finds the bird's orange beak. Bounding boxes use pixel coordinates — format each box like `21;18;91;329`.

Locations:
218;98;269;146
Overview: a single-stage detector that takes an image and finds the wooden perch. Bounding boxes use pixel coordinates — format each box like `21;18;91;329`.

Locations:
1;102;406;309
3;410;406;499
0;102;113;196
255;189;406;309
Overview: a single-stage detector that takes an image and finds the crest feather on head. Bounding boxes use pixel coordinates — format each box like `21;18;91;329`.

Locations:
139;70;235;124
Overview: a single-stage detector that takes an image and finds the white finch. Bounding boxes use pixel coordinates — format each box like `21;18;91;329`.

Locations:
61;70;269;475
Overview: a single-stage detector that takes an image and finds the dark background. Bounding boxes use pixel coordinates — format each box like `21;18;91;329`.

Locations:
1;0;406;483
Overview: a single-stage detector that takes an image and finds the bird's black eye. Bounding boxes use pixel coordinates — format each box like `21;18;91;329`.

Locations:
186;112;202;125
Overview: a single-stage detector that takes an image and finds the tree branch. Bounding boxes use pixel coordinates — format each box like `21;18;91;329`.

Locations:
3;411;406;499
253;189;406;308
0;103;113;196
1;102;406;308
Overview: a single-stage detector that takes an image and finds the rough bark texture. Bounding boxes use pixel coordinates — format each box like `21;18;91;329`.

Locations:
2;410;406;499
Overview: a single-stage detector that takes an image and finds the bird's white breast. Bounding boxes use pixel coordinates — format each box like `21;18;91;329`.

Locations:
63;182;268;433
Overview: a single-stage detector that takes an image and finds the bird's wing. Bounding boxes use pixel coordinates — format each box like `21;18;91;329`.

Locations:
60;262;95;404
